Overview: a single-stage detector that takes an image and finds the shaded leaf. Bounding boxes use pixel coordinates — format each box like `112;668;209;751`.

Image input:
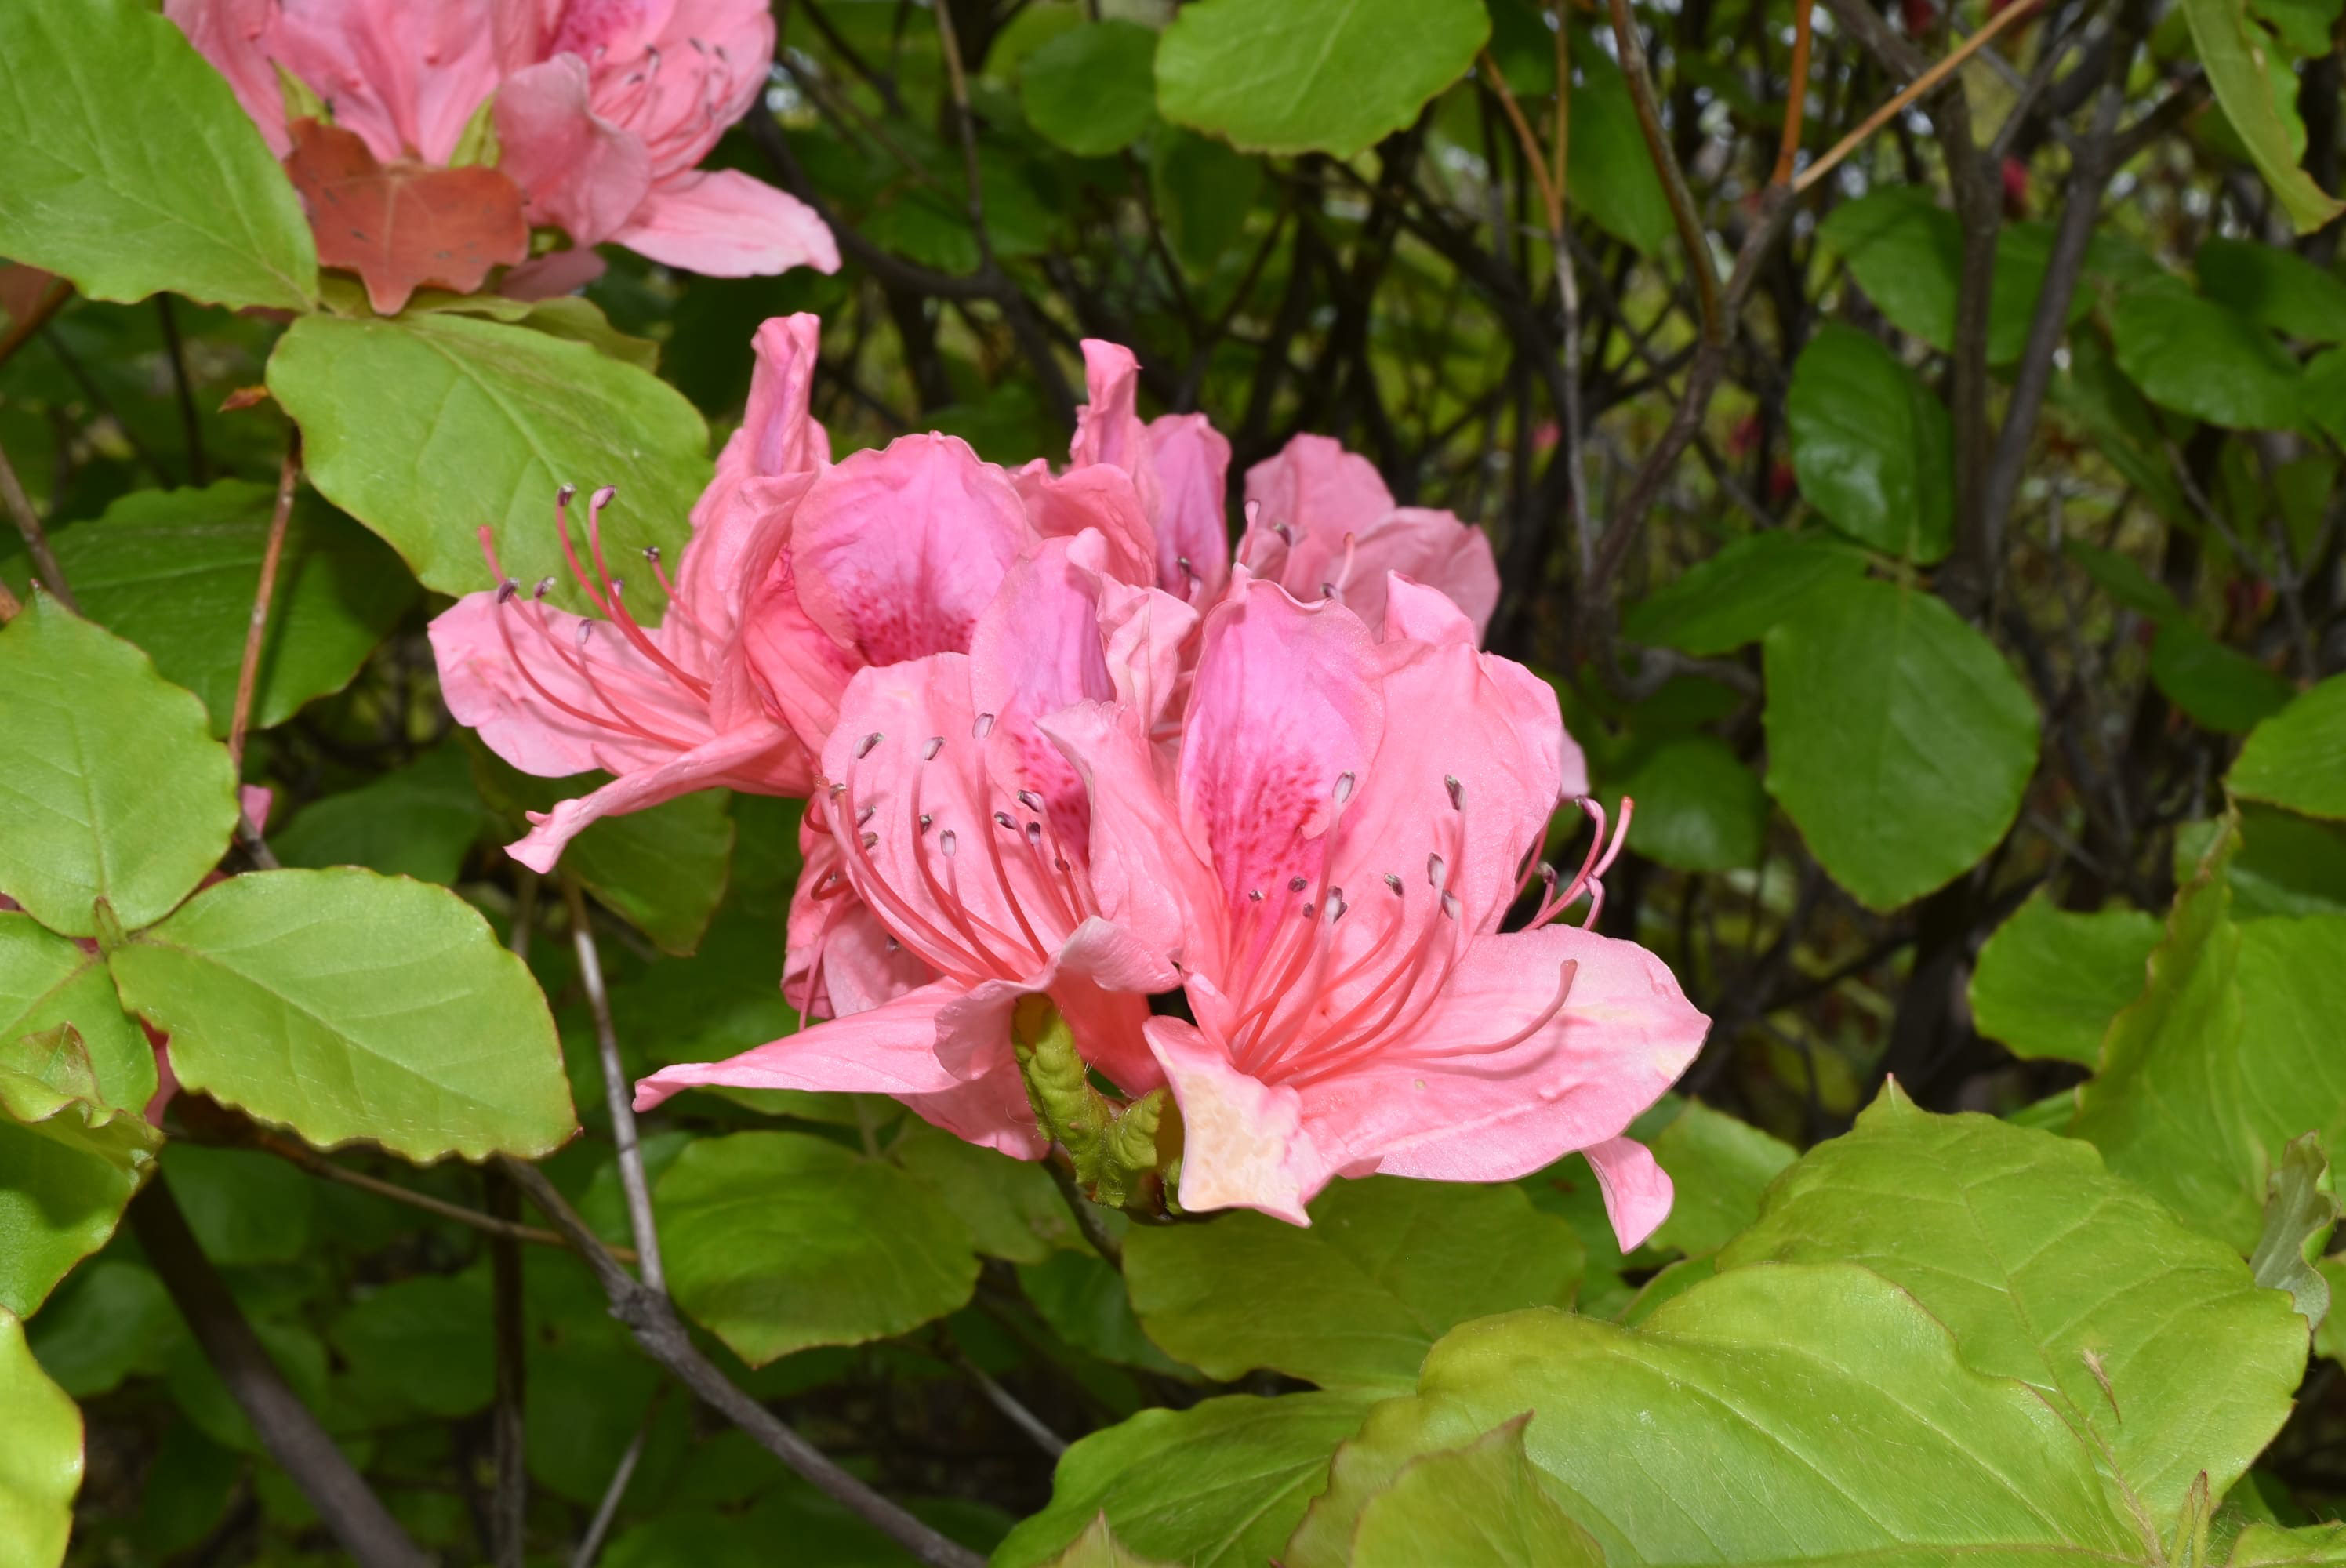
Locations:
0;1307;82;1568
1349;1418;1605;1568
2199;236;2346;342
26;1260;180;1399
1645;1100;1795;1256
2110;286;2304;430
1785;323;1953;561
1621;530;1868;655
2152;622;2294;734
894;1122;1074;1265
273;743;492;886
1970;895;2161;1065
1608;735;1767;873
1022;22;1160;158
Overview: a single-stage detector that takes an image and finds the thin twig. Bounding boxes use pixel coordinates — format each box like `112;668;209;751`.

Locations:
949;1345;1067;1457
133;1177;435;1568
1795;0;2047;194
1605;0;1723;338
563;875;666;1291
487;1164;528;1568
572;1392;663;1568
228;436;300;771
156;294;209;486
498;1156;988;1568
251;1129;631;1260
1042;1152;1124;1267
1774;0;1818;186
0;437;74;612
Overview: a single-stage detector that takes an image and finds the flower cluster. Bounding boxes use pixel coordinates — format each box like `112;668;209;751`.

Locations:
172;0;838;310
431;318;1706;1248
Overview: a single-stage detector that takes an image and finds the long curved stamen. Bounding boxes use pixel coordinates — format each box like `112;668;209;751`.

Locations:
490;585;698;751
834;767;990;975
902;748;1032;975
579;489;713;700
1528;797;1635;931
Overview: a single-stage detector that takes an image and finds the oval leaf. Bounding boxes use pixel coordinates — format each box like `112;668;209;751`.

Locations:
0;0;317;310
1022;21;1160;158
0;1307;82;1568
107;867;577;1162
1969;895;2161;1065
2232;671;2346;820
0;597;239;939
1785;323;1954;562
1762;577;2040;912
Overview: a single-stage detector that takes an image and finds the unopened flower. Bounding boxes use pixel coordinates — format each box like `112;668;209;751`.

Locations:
171;0;837;311
1238;434;1501;639
636;532;1198;1153
1046;576;1701;1248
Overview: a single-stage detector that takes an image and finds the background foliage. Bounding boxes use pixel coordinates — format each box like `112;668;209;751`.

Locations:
2;0;2345;1561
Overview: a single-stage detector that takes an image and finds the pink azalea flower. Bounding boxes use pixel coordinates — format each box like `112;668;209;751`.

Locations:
1013;342;1233;608
169;0;837;296
429;313;832;871
1044;576;1701;1248
636;532;1200;1154
1238;434;1502;640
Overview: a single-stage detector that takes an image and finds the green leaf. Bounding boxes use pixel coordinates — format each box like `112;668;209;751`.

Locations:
1763;578;2040;912
2072;822;2346;1250
2053;324;2196;524
0;1307;82;1568
1567;49;1673;256
0;0;317;310
109;868;578;1163
1019;1250;1193;1376
1785;324;1953;561
0;1024;161;1176
27;1260;180;1399
2109;286;2304;430
1286;1264;2141;1568
1610;735;1767;873
42;481;416;737
160;1144;312;1266
1969;895;2161;1065
0;913;154;1111
1717;1086;2307;1531
2151;622;2295;734
1022;22;1160;158
330;1273;495;1421
1124;1176;1582;1392
2199;236;2346;342
893;1122;1075;1265
267;311;711;613
2233;1523;2346;1564
2191;804;2346;919
994;1392;1375;1568
1818;191;2088;365
1033;1514;1178;1568
2065;539;2186;622
656;1131;979;1367
2179;0;2346;234
2247;1134;2338;1328
0;1117;140;1318
164;1315;328;1454
1150;131;1264;272
1349;1417;1604;1568
2232;672;2346;820
273;744;492;886
1621;530;1868;655
1644;1100;1795;1256
1154;0;1488;158
0;597;240;938
472;750;734;955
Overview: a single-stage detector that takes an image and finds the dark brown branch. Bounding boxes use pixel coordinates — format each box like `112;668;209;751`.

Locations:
132;1176;434;1568
498;1156;988;1568
487;1165;528;1568
1606;0;1724;338
0;435;74;612
156;294;209;486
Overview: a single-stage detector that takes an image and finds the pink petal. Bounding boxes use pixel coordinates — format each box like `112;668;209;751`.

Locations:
610;169;841;278
1296;926;1705;1214
790;434;1034;666
508;720;811;873
1146;1017;1316;1224
785;830;935;1019
494;55;653;245
272;0;506;165
1244;434;1396;543
1384;575;1587;800
1036;699;1222;971
573;0;774;178
706;313;830;498
1178;582;1384;925
634;979;972;1110
900;1061;1049;1159
1091;572;1200;731
969;535;1120;844
239;785;274;830
1584;1137;1676;1252
1345;508;1501;637
498;247;609;300
1070;340;1153;478
738;532;864;755
1146;412;1232;604
166;0;292;154
1021;466;1161;591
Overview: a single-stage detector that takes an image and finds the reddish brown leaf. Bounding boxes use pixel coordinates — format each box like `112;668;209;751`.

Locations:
283;118;528;316
217;385;273;412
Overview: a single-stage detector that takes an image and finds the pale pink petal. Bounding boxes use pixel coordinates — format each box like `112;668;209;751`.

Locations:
494;55;653;245
1036;700;1222;971
610;169;841;278
509;720;810;873
739;539;863;755
1146;412;1231;603
1244;434;1396;546
1385;574;1585;799
634;979;971;1111
1146;1017;1316;1224
499;247;608;299
272;0;505;165
703;313;830;502
1342;509;1501;637
1021;466;1160;591
1178;582;1384;924
790;434;1034;666
969;535;1118;844
239;785;274;829
167;0;292;154
899;1061;1048;1159
1584;1137;1675;1252
1297;926;1705;1213
579;0;773;177
1070;341;1152;477
1091;573;1200;732
785;831;935;1019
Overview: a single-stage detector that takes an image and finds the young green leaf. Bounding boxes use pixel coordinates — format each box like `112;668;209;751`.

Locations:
1033;1514;1178;1568
38;481;416;737
1718;1086;2307;1532
2231;672;2346;821
2248;1134;2339;1329
0;1024;161;1177
1970;895;2161;1065
1287;1265;2143;1568
267;310;710;612
993;1392;1376;1568
1763;577;2039;912
0;0;317;310
1349;1417;1604;1568
656;1131;979;1367
0;912;155;1112
1154;0;1487;158
108;868;578;1163
0;1306;82;1568
0;598;240;939
0;1118;143;1319
1124;1176;1583;1392
1785;323;1954;562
